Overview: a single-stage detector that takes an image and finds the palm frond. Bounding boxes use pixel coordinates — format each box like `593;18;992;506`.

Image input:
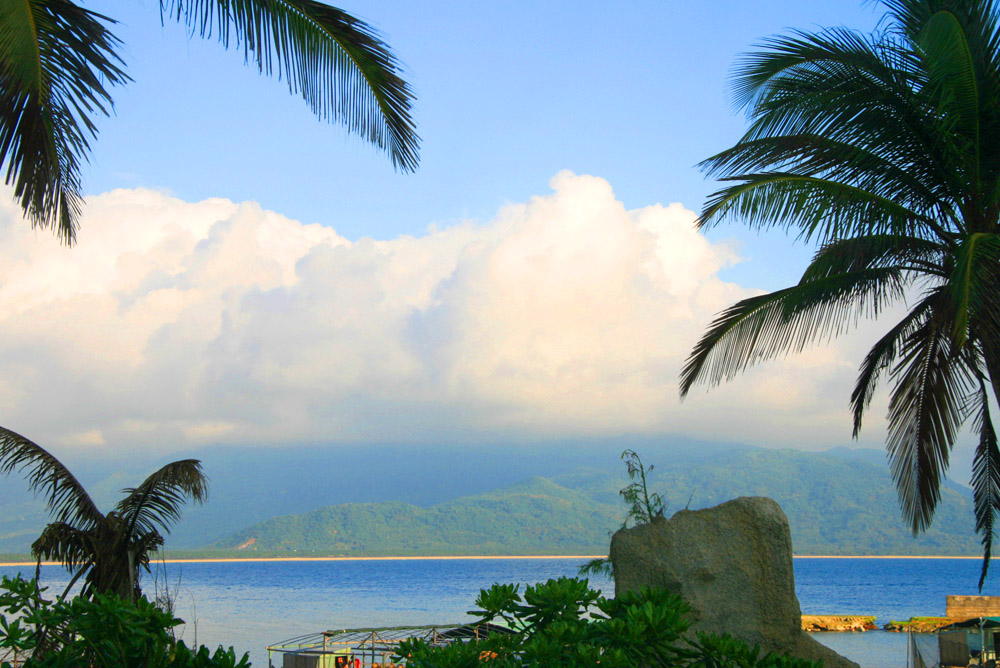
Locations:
948;232;1000;346
918;9;981;179
0;426;103;529
0;0;128;243
971;380;1000;590
700;173;932;244
886;318;974;533
161;0;419;171
680;268;905;396
116;459;208;539
801;234;945;282
701;135;946;219
731;26;900;113
724;25;967;228
851;290;940;436
31;521;93;574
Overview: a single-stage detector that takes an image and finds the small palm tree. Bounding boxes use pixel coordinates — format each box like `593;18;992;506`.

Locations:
680;0;1000;587
0;426;207;600
1;0;419;244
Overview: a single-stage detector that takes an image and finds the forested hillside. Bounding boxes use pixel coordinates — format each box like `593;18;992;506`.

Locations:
211;448;980;556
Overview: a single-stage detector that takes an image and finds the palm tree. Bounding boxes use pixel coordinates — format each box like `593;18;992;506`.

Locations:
0;426;208;600
1;0;419;244
679;0;1000;588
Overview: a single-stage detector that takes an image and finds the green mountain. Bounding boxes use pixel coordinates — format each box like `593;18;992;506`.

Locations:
211;448;981;557
587;448;979;555
213;477;622;555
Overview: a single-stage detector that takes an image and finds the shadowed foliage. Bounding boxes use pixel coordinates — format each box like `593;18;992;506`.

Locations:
681;0;1000;589
0;0;419;244
0;426;207;600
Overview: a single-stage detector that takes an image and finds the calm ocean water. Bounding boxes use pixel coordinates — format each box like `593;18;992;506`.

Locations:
0;556;989;668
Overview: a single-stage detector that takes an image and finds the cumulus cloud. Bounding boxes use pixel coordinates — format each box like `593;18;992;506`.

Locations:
0;172;895;451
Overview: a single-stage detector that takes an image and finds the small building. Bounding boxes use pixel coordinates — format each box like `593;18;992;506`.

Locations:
935;617;1000;668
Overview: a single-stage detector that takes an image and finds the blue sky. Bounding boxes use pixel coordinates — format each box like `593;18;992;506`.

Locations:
83;0;878;289
2;0;942;465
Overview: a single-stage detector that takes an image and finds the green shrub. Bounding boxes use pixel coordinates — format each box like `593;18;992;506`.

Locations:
395;577;822;668
0;575;250;668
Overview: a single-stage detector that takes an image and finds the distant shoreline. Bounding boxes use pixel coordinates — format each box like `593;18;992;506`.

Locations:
0;554;981;567
0;555;606;567
793;555;979;559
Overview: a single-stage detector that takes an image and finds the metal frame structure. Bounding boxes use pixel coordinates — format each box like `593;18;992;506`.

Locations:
267;623;512;668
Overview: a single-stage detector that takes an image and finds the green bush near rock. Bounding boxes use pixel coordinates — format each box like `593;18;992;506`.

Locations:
395;576;822;668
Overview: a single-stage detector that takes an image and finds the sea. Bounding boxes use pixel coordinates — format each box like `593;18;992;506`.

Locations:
0;556;987;668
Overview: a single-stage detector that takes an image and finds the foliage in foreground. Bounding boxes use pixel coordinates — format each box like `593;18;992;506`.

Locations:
395;576;821;668
0;575;249;668
3;0;419;244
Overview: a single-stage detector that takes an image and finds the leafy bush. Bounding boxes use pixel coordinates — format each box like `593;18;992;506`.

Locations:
0;575;250;668
395;576;821;668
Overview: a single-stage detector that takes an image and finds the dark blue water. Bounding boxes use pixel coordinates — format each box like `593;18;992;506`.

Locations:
0;557;989;668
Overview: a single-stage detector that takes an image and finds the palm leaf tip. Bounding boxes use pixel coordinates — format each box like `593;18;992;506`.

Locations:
161;0;420;172
0;426;102;527
972;385;1000;590
117;459;209;537
0;0;129;244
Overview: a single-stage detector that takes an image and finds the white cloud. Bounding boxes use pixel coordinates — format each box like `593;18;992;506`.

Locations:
0;172;896;451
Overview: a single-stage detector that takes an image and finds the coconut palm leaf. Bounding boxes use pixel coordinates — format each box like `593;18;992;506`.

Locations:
1;425;206;599
731;30;944;181
0;427;102;529
0;0;128;243
949;233;1000;344
688;0;1000;586
31;521;93;575
971;381;1000;589
918;11;982;164
161;0;419;172
722;28;966;229
701;174;933;243
887;315;974;532
801;235;946;282
851;291;940;435
702;136;944;215
116;459;208;538
680;268;905;396
0;0;417;243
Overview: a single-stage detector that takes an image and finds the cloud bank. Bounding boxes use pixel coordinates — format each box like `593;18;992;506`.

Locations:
0;172;889;451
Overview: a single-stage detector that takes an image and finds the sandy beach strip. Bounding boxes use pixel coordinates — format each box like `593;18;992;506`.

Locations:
0;554;607;567
0;554;980;567
792;554;979;559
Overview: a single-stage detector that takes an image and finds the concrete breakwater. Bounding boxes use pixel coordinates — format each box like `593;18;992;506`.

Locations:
801;616;955;632
803;595;1000;632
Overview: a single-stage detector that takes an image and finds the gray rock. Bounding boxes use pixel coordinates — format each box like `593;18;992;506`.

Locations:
610;496;858;668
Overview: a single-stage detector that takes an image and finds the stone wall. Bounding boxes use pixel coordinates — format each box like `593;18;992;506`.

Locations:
946;595;1000;619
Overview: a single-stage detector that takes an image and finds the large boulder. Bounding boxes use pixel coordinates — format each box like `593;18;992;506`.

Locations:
610;496;858;668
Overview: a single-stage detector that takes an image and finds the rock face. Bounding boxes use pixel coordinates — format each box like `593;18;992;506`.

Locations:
610;496;859;668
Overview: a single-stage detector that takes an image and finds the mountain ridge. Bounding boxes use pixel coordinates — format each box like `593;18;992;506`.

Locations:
209;448;980;557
